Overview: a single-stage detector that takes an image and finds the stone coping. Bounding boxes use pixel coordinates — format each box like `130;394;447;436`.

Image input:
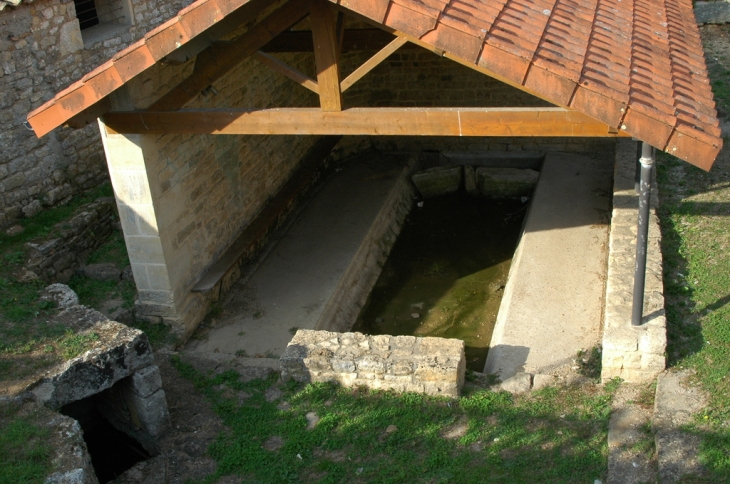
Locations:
601;139;667;383
280;330;466;398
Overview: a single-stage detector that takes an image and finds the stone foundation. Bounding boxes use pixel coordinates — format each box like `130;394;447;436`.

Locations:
281;330;466;398
28;296;170;450
24;196;116;282
601;140;667;383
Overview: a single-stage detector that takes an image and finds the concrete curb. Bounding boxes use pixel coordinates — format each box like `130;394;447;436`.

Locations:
653;371;708;483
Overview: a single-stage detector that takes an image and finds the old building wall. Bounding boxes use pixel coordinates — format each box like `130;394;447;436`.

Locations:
0;0;192;225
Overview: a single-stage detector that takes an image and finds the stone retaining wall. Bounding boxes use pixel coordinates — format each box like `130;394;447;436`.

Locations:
317;161;416;332
1;0;192;226
601;139;666;383
24;196;116;282
281;330;466;398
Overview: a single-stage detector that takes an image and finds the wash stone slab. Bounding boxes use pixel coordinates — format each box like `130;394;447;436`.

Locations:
186;156;412;358
484;153;611;379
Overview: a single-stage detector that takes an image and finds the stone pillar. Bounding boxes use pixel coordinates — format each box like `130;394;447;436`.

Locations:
97;119;182;335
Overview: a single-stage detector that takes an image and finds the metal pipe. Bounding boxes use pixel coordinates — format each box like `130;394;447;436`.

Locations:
632;142;655;326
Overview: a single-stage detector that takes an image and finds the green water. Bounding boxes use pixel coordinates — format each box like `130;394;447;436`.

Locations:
352;193;527;371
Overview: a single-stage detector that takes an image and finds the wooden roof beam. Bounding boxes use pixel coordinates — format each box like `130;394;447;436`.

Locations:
103;107;633;137
148;0;309;112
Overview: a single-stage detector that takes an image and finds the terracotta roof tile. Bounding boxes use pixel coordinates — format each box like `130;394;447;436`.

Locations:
26;0;723;169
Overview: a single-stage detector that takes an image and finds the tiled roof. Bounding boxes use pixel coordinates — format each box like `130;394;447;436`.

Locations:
27;0;722;169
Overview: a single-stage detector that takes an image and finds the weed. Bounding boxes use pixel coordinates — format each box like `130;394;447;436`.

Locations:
3;251;25;266
235;350;248;358
0;411;51;484
577;346;602;381
57;331;100;360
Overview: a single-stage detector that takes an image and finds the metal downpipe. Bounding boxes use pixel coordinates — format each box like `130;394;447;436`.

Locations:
631;142;655;326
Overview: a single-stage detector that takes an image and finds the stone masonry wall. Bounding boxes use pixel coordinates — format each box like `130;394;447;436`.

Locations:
281;330;466;398
25;196;116;282
601;139;667;383
0;0;192;226
103;47;322;339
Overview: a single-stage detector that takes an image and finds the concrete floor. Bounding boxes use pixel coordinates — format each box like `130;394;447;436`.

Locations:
483;152;612;379
186;154;410;357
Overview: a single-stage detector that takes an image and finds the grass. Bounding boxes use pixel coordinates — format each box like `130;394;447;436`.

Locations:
0;404;52;484
656;144;730;478
0;183;169;382
173;355;620;483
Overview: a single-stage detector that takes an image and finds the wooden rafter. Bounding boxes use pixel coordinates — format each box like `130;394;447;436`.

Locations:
310;0;342;111
251;51;319;94
148;0;309;112
341;36;408;92
103;108;632;137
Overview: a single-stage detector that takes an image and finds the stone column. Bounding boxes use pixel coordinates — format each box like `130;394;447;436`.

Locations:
97;119;181;334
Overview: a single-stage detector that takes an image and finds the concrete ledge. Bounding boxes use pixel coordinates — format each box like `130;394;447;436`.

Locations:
281;330;466;398
601;140;666;383
484;152;611;380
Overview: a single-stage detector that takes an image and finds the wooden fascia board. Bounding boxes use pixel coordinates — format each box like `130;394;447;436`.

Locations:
102;107;632;137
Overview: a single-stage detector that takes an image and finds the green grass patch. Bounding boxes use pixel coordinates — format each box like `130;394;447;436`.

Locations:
656;144;730;481
172;356;618;484
0;407;52;484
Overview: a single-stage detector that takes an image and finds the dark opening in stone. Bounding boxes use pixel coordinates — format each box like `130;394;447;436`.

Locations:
61;391;151;483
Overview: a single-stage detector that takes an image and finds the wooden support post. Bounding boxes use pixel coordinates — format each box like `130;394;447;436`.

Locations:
310;0;342;111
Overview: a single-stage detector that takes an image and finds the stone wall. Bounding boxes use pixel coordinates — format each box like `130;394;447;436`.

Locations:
601;139;666;383
24;196;116;282
28;294;170;451
0;0;192;225
281;330;466;398
101;45;323;339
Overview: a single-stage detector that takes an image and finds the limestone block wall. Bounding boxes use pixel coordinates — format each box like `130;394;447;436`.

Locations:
281;330;466;398
101;48;322;339
0;0;192;225
24;196;116;282
601;139;666;382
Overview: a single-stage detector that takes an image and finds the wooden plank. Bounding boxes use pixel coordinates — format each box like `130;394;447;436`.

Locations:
251;51;319;94
104;108;632;137
148;0;308;111
310;0;342;111
341;36;408;92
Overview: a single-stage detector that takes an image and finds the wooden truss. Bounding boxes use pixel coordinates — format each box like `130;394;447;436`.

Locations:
101;0;624;137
